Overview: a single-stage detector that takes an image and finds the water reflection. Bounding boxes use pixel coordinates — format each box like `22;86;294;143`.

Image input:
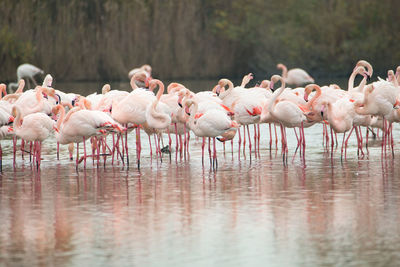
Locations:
1;151;400;266
1;78;400;265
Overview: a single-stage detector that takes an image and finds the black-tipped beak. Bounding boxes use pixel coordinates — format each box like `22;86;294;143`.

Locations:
367;75;371;82
55;94;61;104
178;102;182;108
321;111;324;118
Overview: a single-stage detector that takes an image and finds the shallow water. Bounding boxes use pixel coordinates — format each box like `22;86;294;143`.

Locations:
1;79;400;266
1;119;400;266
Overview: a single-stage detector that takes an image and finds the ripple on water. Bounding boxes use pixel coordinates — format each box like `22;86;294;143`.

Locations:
1;123;400;266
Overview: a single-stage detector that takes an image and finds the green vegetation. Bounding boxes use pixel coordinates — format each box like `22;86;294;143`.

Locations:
1;0;399;82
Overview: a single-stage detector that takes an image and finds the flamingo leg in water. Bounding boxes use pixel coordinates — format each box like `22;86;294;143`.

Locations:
268;123;272;150
213;137;218;170
201;137;205;166
237;127;241;161
242;126;246;158
344;127;355;159
246;125;252;160
125;128;129;166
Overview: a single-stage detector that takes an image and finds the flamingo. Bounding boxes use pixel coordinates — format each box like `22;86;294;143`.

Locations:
111;71;153;167
12;105;55;169
7;63;44;92
144;79;172;158
53;104;124;168
184;98;239;169
215;78;265;159
277;63;314;86
128;64;152;89
268;75;315;162
13;86;58;117
0;125;14;172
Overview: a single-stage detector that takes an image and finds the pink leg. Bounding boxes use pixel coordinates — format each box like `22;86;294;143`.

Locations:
213;137;217;170
76;142;79;168
246;125;252;159
344;127;355;159
341;132;346;159
201;137;205;166
237;127;242;160
242;126;246;158
83;137;87;168
208;137;212;165
253;124;257;158
125;129;129;166
268;123;272;150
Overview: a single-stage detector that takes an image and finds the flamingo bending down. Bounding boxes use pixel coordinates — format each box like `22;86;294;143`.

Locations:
184;98;239;169
53;105;124;168
12;106;55;169
8;63;44;92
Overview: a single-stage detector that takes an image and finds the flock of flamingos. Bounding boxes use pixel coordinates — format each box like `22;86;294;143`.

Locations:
1;60;400;171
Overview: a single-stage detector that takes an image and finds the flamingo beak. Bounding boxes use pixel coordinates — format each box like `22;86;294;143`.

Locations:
304;94;309;102
230;121;240;128
394;99;400;109
269;81;274;91
185;106;190;116
145;77;151;87
217;137;226;142
215;85;222;96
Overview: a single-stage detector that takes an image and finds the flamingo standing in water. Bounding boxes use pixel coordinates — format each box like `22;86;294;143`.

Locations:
53;104;124;169
184;98;239;169
268;75;311;163
12;106;55;169
277;63;314;87
111;71;153;167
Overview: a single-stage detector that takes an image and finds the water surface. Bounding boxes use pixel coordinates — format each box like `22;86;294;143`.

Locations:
1;79;400;266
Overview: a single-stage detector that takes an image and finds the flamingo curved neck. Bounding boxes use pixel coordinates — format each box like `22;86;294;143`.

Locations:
278;65;288;79
307;86;322;109
12;106;23;129
348;68;366;92
268;78;286;113
187;100;199;129
56;105;66;129
0;84;7;99
16;80;25;94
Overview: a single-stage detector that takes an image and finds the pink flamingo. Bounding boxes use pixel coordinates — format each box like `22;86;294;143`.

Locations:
268;75;311;163
184;98;239;169
277;63;315;87
111;71;153;167
12;106;55;169
53;105;124;169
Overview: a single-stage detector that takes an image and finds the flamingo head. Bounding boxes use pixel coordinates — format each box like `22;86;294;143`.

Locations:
354;60;373;78
42;74;53;87
141;64;152;76
259;80;270;89
393;99;400;110
270;75;283;91
276;63;285;69
395;66;400;80
217;128;238;142
145;76;152;88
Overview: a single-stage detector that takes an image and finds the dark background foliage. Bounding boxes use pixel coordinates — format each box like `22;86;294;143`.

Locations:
1;0;399;82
